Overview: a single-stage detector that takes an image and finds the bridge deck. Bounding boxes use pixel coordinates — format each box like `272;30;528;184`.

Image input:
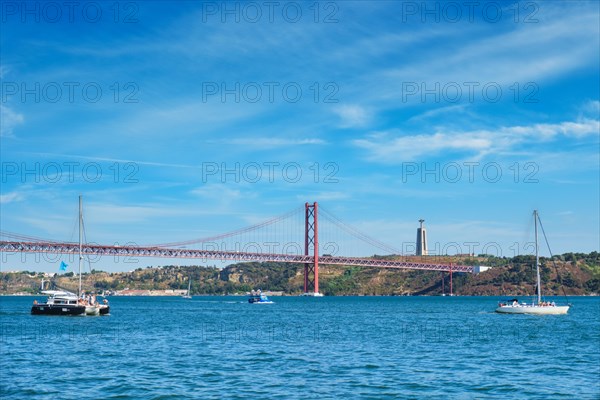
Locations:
0;241;473;273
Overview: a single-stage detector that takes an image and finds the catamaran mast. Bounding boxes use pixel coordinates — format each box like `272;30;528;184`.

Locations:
534;210;541;304
78;195;83;297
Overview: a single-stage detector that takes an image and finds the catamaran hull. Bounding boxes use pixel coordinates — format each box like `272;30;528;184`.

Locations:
31;304;86;316
495;306;569;315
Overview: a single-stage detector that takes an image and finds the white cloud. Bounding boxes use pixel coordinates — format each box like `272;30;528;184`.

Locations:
333;105;371;128
0;191;23;204
503;119;600;140
0;105;24;137
583;100;600;116
353;118;600;163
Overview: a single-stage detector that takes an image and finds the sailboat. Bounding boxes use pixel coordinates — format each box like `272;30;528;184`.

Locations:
495;210;570;315
182;276;192;299
31;196;109;316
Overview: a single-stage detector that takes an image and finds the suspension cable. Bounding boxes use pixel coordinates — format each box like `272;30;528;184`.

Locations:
0;230;65;243
319;207;401;255
149;205;305;248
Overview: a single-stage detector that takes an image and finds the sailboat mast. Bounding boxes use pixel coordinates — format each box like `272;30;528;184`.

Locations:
78;195;83;297
534;210;541;304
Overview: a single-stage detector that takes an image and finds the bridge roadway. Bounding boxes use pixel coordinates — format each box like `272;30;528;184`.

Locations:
0;241;474;273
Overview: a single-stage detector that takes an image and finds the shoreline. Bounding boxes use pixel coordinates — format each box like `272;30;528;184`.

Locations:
3;293;598;297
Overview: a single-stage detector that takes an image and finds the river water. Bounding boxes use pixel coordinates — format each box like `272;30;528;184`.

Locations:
1;295;598;399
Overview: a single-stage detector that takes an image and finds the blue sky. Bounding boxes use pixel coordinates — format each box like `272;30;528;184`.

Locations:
1;1;599;273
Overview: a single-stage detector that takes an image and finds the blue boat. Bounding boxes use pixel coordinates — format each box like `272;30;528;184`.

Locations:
248;290;273;304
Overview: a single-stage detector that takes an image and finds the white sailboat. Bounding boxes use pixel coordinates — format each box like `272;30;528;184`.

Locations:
182;276;192;299
496;210;570;315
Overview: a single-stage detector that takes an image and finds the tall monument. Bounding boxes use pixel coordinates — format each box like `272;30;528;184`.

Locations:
416;219;428;256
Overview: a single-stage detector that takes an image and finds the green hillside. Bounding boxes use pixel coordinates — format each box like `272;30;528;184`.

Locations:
2;252;598;296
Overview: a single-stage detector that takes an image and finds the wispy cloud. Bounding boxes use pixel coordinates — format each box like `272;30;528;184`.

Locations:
190;183;258;215
558;211;574;216
208;138;326;149
353;118;599;163
333;105;372;128
0;105;24;137
336;5;600;109
191;184;243;200
295;191;349;202
582;100;600;116
84;203;190;224
29;152;202;170
0;191;24;204
407;105;469;122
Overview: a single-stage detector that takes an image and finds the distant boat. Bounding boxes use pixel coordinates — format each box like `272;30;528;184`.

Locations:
496;210;570;315
182;276;192;299
248;290;273;304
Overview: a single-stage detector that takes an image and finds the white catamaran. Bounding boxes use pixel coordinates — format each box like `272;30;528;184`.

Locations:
495;210;570;315
31;196;109;316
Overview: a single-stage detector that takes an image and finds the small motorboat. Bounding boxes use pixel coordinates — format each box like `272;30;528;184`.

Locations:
85;303;110;315
248;290;273;304
83;294;110;316
31;291;85;316
85;305;100;316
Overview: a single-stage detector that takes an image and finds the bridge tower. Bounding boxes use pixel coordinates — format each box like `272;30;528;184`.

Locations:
304;202;320;295
416;219;428;256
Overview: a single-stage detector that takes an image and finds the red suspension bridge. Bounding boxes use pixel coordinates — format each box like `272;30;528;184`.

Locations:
0;202;473;295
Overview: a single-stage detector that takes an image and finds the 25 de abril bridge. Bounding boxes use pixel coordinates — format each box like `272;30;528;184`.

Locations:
0;202;474;295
